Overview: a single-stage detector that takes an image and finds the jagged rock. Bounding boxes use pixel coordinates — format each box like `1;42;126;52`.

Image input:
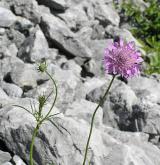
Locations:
127;76;160;135
0;57;23;78
83;77;106;96
0;103;160;165
0;150;11;164
0;7;16;27
75;27;93;44
87;39;112;76
6;29;25;48
58;4;89;30
86;77;141;130
41;13;92;58
12;155;26;165
93;0;120;26
0;87;9;100
65;99;103;126
1;82;23;98
0;34;12;58
37;0;67;11
128;76;160;104
7;0;40;23
10;63;38;89
18;26;50;62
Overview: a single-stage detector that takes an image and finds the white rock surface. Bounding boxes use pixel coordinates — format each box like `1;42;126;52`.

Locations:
0;7;16;27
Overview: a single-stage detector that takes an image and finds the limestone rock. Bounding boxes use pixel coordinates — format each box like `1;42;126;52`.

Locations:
41;13;92;58
1;82;23;98
0;151;11;164
0;104;160;165
0;7;16;27
93;0;120;26
10;63;38;88
12;155;26;165
18;26;50;62
65;99;103;126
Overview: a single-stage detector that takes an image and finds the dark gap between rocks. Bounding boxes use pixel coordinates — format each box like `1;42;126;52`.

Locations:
36;0;65;14
3;73;13;83
0;139;14;157
81;65;94;78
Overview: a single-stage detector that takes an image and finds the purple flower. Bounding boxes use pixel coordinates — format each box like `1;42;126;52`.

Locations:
104;38;143;78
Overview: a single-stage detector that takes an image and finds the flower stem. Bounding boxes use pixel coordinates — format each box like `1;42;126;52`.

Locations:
30;124;39;165
82;75;116;165
29;70;58;165
41;70;58;122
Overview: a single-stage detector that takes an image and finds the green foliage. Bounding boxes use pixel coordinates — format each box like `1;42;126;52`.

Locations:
119;0;160;74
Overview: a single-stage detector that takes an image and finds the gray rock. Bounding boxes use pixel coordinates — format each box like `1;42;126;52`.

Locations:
58;4;89;30
77;77;107;99
0;87;9;100
25;64;81;110
1;103;160;165
0;28;5;35
37;0;67;11
7;44;18;57
0;7;16;27
105;26;145;54
12;155;26;165
128;76;160;104
1;82;23;98
0;150;11;164
6;29;25;48
0;34;12;58
87;39;112;76
15;16;33;31
0;56;23;78
91;23;106;40
86;77;141;131
18;26;50;62
93;0;120;26
41;13;92;58
8;0;40;23
65;99;103;126
10;63;38;88
127;76;160;135
75;27;93;44
2;162;12;165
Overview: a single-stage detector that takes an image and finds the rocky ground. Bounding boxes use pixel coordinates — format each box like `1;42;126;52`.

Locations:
0;0;160;165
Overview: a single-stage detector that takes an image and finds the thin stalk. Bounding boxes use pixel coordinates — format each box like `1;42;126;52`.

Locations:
82;75;116;165
41;71;58;123
30;124;39;165
29;70;57;165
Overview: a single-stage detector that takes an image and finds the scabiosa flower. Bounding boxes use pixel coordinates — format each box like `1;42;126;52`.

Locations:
104;38;143;78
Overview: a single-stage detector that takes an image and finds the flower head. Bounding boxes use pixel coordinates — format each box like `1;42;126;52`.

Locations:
103;38;143;78
37;60;47;73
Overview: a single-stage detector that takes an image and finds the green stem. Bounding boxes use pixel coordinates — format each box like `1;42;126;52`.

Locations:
29;71;58;165
41;71;58;123
82;75;116;165
30;124;39;165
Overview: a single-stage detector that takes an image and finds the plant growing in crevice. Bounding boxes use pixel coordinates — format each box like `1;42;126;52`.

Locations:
13;60;64;165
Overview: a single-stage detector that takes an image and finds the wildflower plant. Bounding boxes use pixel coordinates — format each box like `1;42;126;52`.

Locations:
13;60;62;165
82;38;143;165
